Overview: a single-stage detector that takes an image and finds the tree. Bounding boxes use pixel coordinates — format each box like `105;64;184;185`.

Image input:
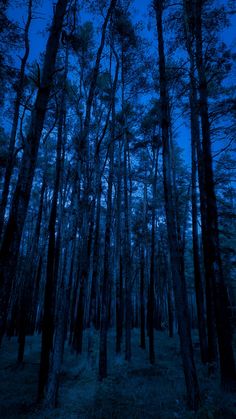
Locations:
0;0;33;239
194;0;236;389
0;0;69;344
153;0;200;410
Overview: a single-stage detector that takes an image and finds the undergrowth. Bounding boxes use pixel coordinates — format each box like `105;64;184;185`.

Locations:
0;329;235;418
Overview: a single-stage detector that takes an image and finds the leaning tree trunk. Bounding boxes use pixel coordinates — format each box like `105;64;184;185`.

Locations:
154;0;200;410
0;0;68;344
194;0;236;389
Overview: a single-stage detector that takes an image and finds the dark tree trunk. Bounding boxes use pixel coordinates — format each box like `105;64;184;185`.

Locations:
41;43;69;406
115;146;123;354
190;94;208;364
73;277;85;354
148;147;158;364
17;299;27;364
194;0;236;389
0;0;68;344
44;245;69;408
89;184;101;328
167;275;174;338
154;0;200;410
187;28;208;362
99;145;114;380
99;52;118;379
183;0;217;371
122;46;132;362
140;246;146;349
0;0;32;240
38;43;68;399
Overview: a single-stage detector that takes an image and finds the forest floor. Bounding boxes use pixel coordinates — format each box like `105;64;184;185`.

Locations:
0;329;236;419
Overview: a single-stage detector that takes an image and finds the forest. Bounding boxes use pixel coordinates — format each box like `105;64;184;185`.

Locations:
0;0;235;417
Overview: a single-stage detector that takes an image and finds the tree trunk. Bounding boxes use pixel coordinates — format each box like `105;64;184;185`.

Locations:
0;0;32;240
194;0;236;389
140;245;146;349
44;243;69;408
188;43;208;363
121;46;132;362
148;147;158;364
183;0;217;371
154;0;200;410
99;52;118;378
190;97;208;364
0;0;68;344
115;144;123;354
99;143;114;380
38;42;68;400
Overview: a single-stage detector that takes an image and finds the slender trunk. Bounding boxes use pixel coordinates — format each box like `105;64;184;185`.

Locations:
148;148;158;364
167;269;174;338
42;44;69;407
89;183;101;328
0;0;32;239
183;0;217;371
38;45;68;400
121;46;132;362
44;245;69;408
73;274;85;354
72;203;94;353
115;145;123;354
99;53;118;378
80;0;117;156
195;0;236;389
140;246;146;349
87;178;101;363
154;0;200;409
190;95;208;364
99;144;114;380
0;0;68;344
17;299;26;363
73;0;117;355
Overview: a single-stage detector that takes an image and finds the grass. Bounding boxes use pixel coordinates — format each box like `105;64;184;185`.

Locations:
0;329;236;418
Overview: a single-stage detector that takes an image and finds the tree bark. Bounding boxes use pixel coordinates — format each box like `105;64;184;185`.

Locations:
38;41;68;400
98;142;114;380
194;0;236;389
0;0;68;344
140;245;146;349
115;143;123;354
99;51;118;379
0;0;32;240
148;146;159;364
154;0;200;410
183;0;217;371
